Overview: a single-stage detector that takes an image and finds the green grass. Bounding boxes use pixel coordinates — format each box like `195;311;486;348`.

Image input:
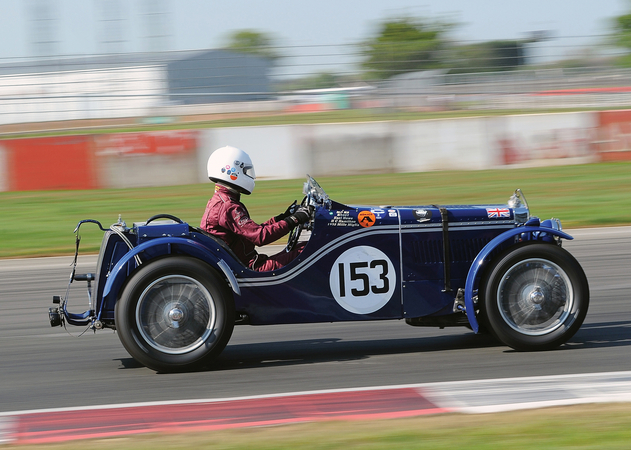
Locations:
2;162;631;258
7;403;631;449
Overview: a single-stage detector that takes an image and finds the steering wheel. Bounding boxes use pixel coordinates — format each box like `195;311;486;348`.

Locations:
145;214;184;225
285;195;313;252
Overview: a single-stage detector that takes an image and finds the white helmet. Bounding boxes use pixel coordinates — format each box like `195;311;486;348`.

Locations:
207;146;256;195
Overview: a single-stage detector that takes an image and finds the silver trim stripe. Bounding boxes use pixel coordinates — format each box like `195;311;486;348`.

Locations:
401;220;514;230
238;222;516;288
402;224;515;234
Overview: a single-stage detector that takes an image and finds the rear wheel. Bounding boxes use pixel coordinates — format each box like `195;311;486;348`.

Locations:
480;243;589;351
115;256;234;372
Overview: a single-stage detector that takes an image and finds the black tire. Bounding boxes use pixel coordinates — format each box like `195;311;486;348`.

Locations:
115;256;235;372
480;243;589;351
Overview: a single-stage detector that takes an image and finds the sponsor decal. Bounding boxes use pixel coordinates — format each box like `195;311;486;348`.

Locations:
329;246;396;314
358;211;376;228
370;208;386;219
221;165;239;181
486;207;511;219
94;130;199;157
388;209;398;217
413;209;432;222
328;210;360;227
233;208;250;227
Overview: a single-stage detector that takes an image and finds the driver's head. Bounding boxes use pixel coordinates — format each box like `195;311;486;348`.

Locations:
207;146;256;195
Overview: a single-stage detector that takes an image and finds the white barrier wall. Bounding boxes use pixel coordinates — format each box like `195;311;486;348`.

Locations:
487;113;597;166
397;118;492;172
303;122;396;176
198;125;307;182
196;112;597;182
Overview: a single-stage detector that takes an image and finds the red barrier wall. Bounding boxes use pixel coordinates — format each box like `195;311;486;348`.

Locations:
4;136;97;191
2;130;201;191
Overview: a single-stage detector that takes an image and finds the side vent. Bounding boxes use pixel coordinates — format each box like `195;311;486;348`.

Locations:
412;238;490;264
412;239;443;264
450;238;491;263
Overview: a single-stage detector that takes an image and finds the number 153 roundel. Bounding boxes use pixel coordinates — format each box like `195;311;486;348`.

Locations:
329;246;396;314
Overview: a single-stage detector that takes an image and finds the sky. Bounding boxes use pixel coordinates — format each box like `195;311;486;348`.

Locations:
0;0;629;71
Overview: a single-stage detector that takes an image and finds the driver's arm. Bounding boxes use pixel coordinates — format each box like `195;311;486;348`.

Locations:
260;215;283;227
221;203;292;247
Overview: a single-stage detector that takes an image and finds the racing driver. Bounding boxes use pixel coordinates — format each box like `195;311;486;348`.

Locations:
201;145;311;271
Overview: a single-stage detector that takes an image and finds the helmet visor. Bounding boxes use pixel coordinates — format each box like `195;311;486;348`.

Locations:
242;164;256;180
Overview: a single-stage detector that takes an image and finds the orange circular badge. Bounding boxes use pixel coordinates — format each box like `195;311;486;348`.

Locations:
358;211;376;228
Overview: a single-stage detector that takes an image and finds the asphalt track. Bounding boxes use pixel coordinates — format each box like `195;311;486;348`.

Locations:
1;227;631;443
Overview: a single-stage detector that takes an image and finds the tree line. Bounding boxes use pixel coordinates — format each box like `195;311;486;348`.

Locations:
224;11;631;90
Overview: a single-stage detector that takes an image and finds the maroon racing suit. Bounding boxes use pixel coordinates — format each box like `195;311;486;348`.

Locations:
201;185;304;272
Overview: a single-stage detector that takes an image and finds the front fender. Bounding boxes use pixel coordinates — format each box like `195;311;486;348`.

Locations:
101;237;240;312
464;226;574;333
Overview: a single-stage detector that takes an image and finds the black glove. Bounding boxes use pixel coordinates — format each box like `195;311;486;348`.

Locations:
283;205;313;227
274;200;297;222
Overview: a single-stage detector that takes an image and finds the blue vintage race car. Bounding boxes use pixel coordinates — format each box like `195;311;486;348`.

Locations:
49;176;589;372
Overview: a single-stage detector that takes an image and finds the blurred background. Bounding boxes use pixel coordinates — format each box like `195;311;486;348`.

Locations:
1;0;631;190
3;6;631;445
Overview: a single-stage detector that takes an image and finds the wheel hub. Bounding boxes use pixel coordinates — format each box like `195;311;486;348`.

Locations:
529;286;545;310
168;307;185;327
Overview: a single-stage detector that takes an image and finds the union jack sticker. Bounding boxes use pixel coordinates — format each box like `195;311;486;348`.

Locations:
486;207;510;219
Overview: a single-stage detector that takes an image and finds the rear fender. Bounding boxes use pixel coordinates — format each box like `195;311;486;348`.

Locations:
464;226;574;333
101;237;240;313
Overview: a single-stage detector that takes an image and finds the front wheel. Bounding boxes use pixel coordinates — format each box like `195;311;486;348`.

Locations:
480;243;589;351
115;256;235;372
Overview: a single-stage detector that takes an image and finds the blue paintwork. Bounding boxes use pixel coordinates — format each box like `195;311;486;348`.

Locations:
60;181;575;333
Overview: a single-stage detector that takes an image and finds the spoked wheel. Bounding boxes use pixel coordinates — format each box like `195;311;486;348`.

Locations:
480;243;589;351
115;256;234;372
